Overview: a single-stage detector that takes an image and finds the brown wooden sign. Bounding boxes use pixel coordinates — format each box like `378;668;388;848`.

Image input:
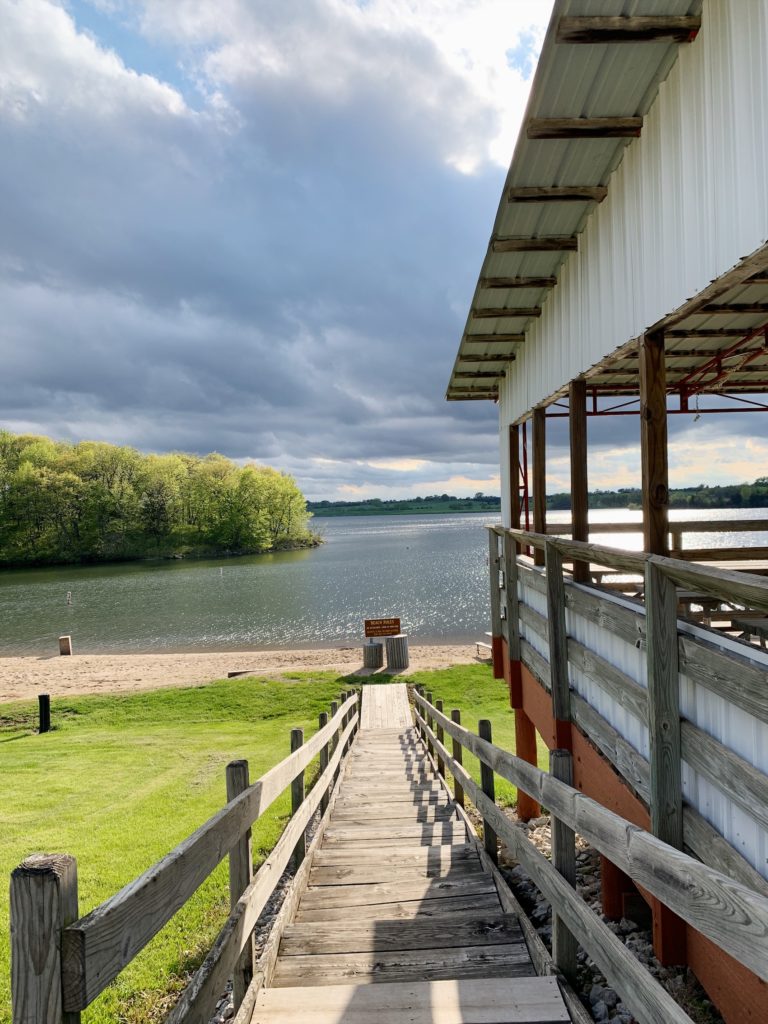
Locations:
364;617;401;638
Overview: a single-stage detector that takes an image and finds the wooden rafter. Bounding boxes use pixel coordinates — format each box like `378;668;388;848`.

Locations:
557;16;700;44
471;307;542;320
665;328;755;338
478;276;556;289
507;186;607;204
454;371;505;379
527;117;642;139
458;355;514;363
699;303;768;315
463;334;525;344
491;235;577;253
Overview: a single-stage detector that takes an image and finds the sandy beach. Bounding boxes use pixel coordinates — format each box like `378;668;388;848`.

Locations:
0;644;485;703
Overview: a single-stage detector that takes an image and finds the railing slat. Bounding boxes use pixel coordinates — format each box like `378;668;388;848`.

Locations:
61;695;357;1012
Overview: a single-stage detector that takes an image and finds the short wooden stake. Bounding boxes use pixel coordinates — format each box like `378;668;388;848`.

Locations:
451;709;464;808
550;749;578;983
319;712;330;814
38;695;51;734
58;636;72;657
479;719;498;863
10;853;79;1024
435;700;445;777
290;729;306;870
225;760;253;1007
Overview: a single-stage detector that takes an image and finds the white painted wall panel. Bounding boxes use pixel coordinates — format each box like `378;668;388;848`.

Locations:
499;0;768;426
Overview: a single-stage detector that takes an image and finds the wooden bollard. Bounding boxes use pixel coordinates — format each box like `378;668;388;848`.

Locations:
38;694;51;734
435;699;445;778
319;712;330;814
451;709;464;808
479;719;498;863
291;729;305;870
58;635;72;656
226;760;254;1006
10;854;79;1023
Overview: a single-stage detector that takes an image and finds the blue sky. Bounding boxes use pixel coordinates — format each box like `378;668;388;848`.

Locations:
1;1;763;500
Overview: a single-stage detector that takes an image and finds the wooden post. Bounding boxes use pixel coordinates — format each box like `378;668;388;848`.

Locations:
514;711;541;821
550;749;578;983
425;692;435;758
569;379;589;583
226;760;253;1008
330;701;340;783
479;719;498;863
509;423;521;554
451;709;464;808
10;853;80;1024
435;700;445;778
58;636;72;657
545;541;571;749
488;531;504;678
290;729;306;870
38;695;51;734
532;406;546;566
644;559;682;848
639;332;669;556
318;712;330;813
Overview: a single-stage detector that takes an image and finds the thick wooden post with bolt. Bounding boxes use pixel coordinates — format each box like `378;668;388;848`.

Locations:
639;332;670;556
532;407;546;566
318;711;330;813
451;709;464;808
10;853;80;1024
435;699;445;777
550;749;578;983
479;719;498;863
290;728;306;870
226;760;253;1007
569;378;589;582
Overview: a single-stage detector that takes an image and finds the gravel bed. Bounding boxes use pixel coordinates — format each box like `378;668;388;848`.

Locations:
498;811;725;1024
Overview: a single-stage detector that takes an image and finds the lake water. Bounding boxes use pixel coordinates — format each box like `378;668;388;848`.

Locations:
1;508;767;656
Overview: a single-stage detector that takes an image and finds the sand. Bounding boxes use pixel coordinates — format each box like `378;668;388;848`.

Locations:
0;644;485;703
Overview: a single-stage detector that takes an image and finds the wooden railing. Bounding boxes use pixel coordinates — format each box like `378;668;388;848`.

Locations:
544;516;768;561
10;690;360;1024
412;688;768;1024
488;525;768;899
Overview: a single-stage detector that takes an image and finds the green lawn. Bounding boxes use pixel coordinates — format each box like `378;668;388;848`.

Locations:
0;664;544;1023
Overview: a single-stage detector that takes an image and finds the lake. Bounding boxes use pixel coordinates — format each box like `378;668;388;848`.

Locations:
1;508;767;656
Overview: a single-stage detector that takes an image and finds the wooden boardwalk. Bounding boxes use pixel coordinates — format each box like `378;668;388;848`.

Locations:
251;684;570;1023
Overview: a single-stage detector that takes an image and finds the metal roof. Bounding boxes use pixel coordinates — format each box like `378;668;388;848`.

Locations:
448;0;710;403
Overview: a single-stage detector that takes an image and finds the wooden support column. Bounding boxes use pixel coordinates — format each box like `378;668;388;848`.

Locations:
514;710;541;821
639;332;669;555
550;749;578;983
545;541;572;750
226;760;254;1007
532;407;546;566
479;720;498;863
503;530;522;706
569;379;589;582
11;854;80;1024
488;530;504;678
509;424;521;555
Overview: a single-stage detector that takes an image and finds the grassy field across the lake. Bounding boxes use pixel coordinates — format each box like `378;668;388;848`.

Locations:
0;665;546;1023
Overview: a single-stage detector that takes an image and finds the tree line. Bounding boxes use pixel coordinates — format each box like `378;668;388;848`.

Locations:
0;432;316;566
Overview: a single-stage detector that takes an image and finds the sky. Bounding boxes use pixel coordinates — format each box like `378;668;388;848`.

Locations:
1;0;766;501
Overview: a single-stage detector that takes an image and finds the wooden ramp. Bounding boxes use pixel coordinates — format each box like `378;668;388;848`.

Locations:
252;684;570;1023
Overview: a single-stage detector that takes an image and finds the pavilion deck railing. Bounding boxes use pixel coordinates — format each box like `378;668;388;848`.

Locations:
412;687;768;1024
487;526;768;900
10;691;360;1024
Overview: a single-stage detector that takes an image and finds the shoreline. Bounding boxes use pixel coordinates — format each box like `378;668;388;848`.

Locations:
0;643;484;703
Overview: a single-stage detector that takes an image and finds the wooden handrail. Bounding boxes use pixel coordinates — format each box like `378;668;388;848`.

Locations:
545;518;768;537
412;690;768;984
60;694;358;1011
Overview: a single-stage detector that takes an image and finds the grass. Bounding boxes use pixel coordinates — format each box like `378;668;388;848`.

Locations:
0;664;544;1023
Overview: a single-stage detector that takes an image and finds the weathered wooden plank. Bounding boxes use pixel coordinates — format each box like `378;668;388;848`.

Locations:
479;275;557;288
253;976;569;1023
471;306;542;319
681;721;768;833
324;823;464;843
479;719;498;863
329;806;456;824
309;860;484;886
567;639;647;721
225;760;253;1009
271;943;533;988
550;750;577;983
313;844;477;868
569;379;589;583
519;600;548;642
571;694;650;802
565;582;644;646
520;638;551;692
557;15;700;43
295;893;502;924
507;185;608;203
491;235;578;253
654;554;768;612
61;696;358;1010
683;805;768;899
545;542;570;722
297;875;497;911
279;914;523;956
